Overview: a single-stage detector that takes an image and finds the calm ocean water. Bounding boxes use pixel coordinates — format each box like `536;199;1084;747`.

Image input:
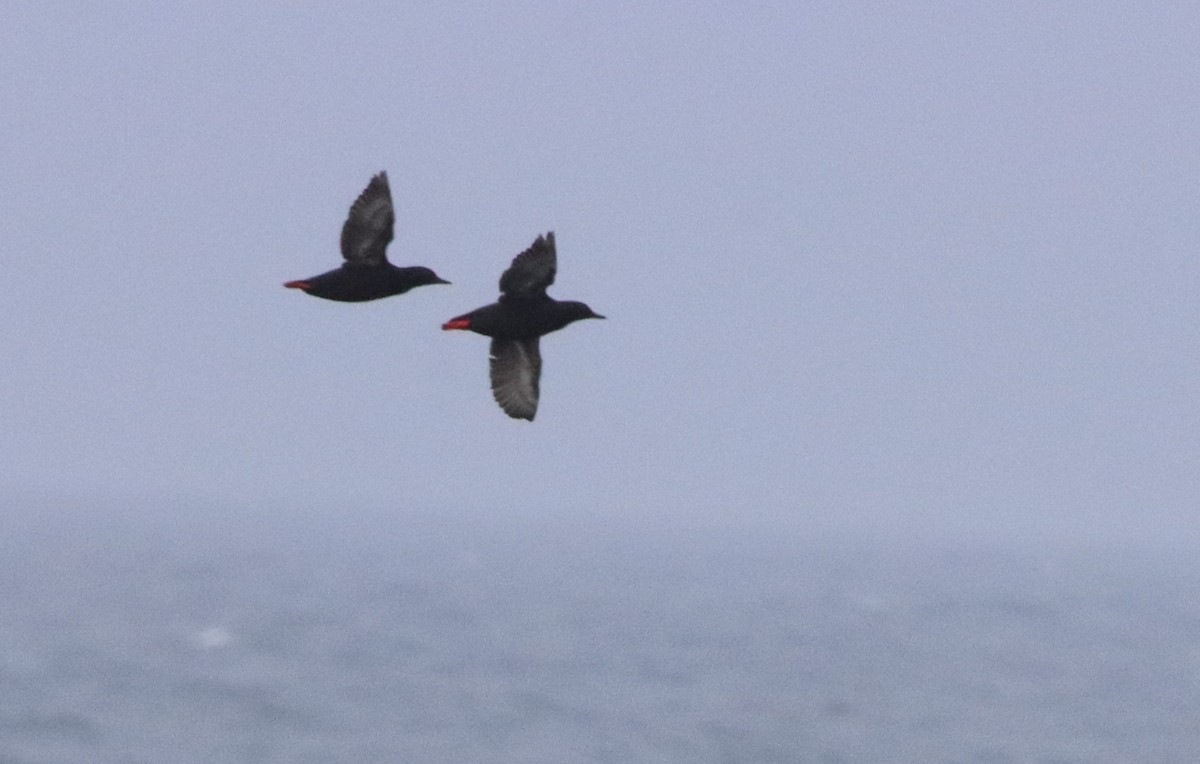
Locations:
0;503;1197;763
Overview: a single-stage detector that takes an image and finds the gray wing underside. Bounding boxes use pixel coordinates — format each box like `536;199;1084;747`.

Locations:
489;338;542;421
340;172;395;266
499;232;557;298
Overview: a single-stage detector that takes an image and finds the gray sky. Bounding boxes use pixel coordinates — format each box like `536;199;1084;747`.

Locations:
2;3;1197;542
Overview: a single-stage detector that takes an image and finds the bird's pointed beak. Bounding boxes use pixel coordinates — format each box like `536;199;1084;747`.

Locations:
442;318;471;330
435;277;451;285
593;313;606;320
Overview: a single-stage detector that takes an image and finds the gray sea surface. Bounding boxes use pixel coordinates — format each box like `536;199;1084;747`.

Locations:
0;501;1197;763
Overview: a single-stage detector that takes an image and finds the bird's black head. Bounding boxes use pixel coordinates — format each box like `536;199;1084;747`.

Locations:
561;301;606;323
408;267;451;287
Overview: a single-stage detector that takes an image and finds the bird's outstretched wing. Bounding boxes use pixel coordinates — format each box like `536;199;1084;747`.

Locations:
340;172;395;266
499;232;556;299
489;338;541;420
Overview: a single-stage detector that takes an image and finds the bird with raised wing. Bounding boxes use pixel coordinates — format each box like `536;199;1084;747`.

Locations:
442;232;604;420
284;171;449;301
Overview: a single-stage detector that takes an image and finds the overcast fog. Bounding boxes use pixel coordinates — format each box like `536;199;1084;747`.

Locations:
3;3;1197;545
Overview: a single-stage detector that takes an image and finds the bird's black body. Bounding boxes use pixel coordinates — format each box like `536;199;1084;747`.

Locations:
448;298;601;339
442;232;604;421
291;264;446;303
284;172;449;302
